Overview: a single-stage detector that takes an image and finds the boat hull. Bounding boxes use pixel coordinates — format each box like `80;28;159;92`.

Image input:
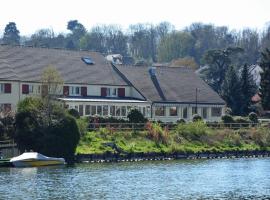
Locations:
12;159;65;167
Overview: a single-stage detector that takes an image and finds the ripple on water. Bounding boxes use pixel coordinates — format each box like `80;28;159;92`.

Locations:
0;158;270;199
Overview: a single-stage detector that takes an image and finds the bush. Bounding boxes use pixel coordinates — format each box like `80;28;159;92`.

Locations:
76;117;88;136
175;121;209;142
177;119;186;124
68;109;80;119
234;117;250;128
127;109;147;123
145;122;169;145
192;114;202;122
225;107;232;115
221;114;234;124
248;112;258;123
15;98;80;163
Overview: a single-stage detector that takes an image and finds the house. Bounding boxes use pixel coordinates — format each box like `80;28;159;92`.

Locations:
0;45;225;122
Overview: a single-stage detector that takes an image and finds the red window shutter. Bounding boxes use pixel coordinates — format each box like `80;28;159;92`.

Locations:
22;84;29;94
118;88;125;97
4;83;11;93
81;86;87;97
101;87;107;97
63;86;69;96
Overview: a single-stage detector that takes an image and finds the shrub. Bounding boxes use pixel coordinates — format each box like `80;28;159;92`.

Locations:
225;107;232;115
15;98;80;163
76;117;88;136
221;114;234;124
145;122;169;145
177;119;186;124
127;109;147;123
68;109;80;119
248;112;258;123
175;121;209;142
192;114;202;122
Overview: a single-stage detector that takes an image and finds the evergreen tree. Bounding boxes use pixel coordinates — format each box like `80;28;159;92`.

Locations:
241;64;257;115
259;48;270;110
3;22;20;45
221;66;243;115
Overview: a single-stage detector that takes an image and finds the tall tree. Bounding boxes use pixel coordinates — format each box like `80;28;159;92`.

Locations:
157;31;195;62
3;22;20;45
241;64;257;114
221;66;243;115
259;48;270;110
201;47;243;93
66;20;86;49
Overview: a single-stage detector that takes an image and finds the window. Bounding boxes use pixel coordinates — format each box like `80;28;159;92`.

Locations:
127;106;132;115
116;106;121;116
121;106;126;116
85;105;91;115
0;84;4;93
29;85;34;93
97;106;102;116
91;106;96;115
79;105;84;116
110;106;115;116
37;85;41;94
112;88;117;96
169;107;178;116
183;107;188;119
211;107;222;117
202;107;208;119
82;57;95;65
70;86;80;96
155;106;165;116
106;88;111;96
103;105;108;116
192;107;197;115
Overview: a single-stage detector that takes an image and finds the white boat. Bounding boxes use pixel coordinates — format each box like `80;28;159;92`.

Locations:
10;152;65;167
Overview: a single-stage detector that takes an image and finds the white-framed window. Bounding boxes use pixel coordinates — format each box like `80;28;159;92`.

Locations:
202;107;208;119
103;105;109;116
110;106;115;116
183;107;188;119
0;84;4;93
106;88;117;97
29;85;34;93
91;106;96;115
192;107;197;115
211;107;222;117
70;86;80;96
97;106;102;116
121;106;126;116
85;105;91;115
169;107;178;116
155;106;165;116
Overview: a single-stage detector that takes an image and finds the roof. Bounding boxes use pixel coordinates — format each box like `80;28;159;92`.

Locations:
114;65;225;104
0;45;127;85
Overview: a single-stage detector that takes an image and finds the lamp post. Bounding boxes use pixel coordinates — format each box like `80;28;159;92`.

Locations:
195;88;198;114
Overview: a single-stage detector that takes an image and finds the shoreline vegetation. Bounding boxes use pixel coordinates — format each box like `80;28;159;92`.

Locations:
76;121;270;163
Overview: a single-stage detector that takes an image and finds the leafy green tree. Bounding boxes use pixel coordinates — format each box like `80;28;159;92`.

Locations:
127;109;147;123
157;31;195;62
221;66;243;115
3;22;20;45
201;47;243;93
66;20;86;49
240;64;257;114
15;97;80;163
259;48;270;110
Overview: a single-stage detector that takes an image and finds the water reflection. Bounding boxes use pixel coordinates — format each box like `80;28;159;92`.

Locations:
0;158;270;199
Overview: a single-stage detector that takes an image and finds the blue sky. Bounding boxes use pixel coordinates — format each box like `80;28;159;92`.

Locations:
0;0;269;36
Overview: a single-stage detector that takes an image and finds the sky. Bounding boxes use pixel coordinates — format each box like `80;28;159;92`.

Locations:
0;0;269;36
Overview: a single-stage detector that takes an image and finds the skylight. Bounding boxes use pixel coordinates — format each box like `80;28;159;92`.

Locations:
81;57;94;65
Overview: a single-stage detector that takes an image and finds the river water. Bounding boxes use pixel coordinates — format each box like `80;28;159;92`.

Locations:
0;157;270;199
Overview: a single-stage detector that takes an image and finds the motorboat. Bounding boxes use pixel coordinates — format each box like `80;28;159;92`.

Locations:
10;152;65;167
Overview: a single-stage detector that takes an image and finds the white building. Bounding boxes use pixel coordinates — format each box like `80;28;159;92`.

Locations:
0;45;225;122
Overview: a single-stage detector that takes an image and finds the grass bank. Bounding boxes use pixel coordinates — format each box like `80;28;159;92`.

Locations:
76;122;270;155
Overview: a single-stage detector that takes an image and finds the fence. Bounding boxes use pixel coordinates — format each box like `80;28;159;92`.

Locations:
87;122;264;131
0;140;20;158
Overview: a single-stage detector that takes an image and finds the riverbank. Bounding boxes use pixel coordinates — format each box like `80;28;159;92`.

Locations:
76;122;270;163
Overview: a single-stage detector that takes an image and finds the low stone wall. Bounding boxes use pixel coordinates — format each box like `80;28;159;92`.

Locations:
76;150;270;163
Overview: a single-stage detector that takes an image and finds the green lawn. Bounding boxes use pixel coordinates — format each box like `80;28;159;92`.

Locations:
76;122;270;155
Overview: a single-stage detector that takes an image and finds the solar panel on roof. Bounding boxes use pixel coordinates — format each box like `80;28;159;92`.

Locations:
81;57;94;65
